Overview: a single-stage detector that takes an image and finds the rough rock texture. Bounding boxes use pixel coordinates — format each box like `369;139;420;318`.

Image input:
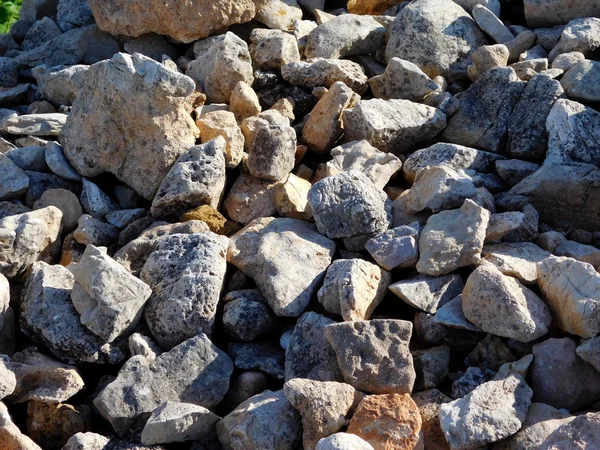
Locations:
223;171;280;225
524;0;600;27
316;433;374;450
413;389;452;450
369;57;439;102
88;0;256;43
0;153;29;201
538;412;600;449
246;122;296;182
26;401;91;450
282;58;368;94
365;224;420;271
482;242;550;285
0;401;42;450
196;111;244;168
389;273;464;314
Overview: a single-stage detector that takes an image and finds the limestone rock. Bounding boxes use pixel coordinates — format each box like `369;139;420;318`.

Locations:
61;52;198;200
223;171;280;225
561;59;600;104
472;4;514;44
246;122;296;182
196;111;244;169
389;273;464;314
576;337;600;373
524;0;600;28
433;295;481;332
1;113;67;136
316;433;374;450
61;432;110;450
31;64;89;106
56;0;94;31
548;18;600;61
94;334;233;436
229;81;261;122
141;232;228;349
88;0;256;43
413;345;451;390
0;154;29;201
281;58;368;95
26;401;91;450
365;224;420;271
221;293;279;341
538;412;600;450
325;319;415;394
481;242;550;285
254;0;302;31
417;200;490;276
73;215;120;247
249;29;300;71
80;179;118;220
413;389;452;450
495;160;540;187
275;173;313;221
469;43;509;81
0;401;42;450
342;98;447;154
44;142;81;181
229;342;285;379
369;57;439;102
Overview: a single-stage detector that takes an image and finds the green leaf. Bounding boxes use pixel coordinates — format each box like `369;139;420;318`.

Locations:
0;0;23;35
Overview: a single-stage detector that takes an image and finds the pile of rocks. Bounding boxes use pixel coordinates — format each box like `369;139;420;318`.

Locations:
1;0;600;449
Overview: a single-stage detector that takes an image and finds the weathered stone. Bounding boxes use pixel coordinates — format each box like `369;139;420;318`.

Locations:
247;123;296;181
31;64;89;106
105;209;147;229
305;14;386;59
485;211;528;242
386;0;489;82
229;81;261;122
94;334;233;436
495;160;540;186
325;319;415;394
551;51;585;71
5;146;47;172
80;179;118;220
217;390;302;450
0;401;42;450
140;402;219;445
223;171;280;225
413;389;452;450
61;432;110;450
347;394;422;450
413;346;450;390
26;400;91;450
56;0;94;31
389;273;463;314
482;242;550;285
0;153;29;201
254;0;302;30
417;200;490;276
221;371;268;413
537;256;600;338
369;57;439;102
576;337;600;373
433;295;482;332
1;113;67;136
72;214;119;247
221;295;279;341
464;334;517;372
365;224;420;271
187;32;254;104
250;29;300;71
88;0;255;43
62;53;198;200
228;218;335;317
530;337;600;411
469;43;509;80
524;0;600;28
316;433;374;450
196;112;244;169
275;173;313;221
141;232;228;349
285;312;343;382
554;239;600;268
473;4;514;44
538;412;600;450
284;379;362;450
282;58;368;95
44;142;80;181
549;18;600;61
229;342;285;379
343;98;447;154
22;17;62;52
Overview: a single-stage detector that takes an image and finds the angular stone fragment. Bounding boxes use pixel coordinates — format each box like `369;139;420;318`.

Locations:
433;295;481;332
0;153;29;201
413;389;452;450
365;224;420;271
73;215;119;247
217;390;302;450
250;29;300;70
26;400;91;450
482;242;550;285
576;337;600;373
229;81;261;122
305;14;386;59
417;200;490;276
469;43;509;80
229;342;285;379
369;57;439;102
386;0;489;82
275;173;312;221
80;179;117;220
44;142;81;181
62;53;198;200
389;273;464;314
221;294;279;341
560;60;600;104
325;319;415;394
1;113;67;136
31;64;89;106
413;346;451;390
548;18;600;61
141;232;228;349
151;138;226;219
343;98;447;154
94;334;233;436
247;123;296;181
196;111;244;169
538;412;600;450
536;256;600;338
223;171;279;225
0;401;42;450
347;394;422;450
284;379;362;450
254;0;303;30
61;432;110;450
524;0;600;28
88;0;255;43
0;206;62;280
495;159;540;186
282;58;368;95
473;4;514;44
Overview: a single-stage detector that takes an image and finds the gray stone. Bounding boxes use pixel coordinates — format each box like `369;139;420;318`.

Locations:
196;111;244;169
530;337;600;411
44;142;81;181
62;52;198;200
576;337;600;373
496;160;540;186
0;84;32;108
5;146;47;172
551;51;585;71
486;211;528;242
95;334;233;436
31;64;89;106
554;239;600;268
123;34;178;62
140;402;219;445
186;32;254;104
386;0;489;82
0;154;29;201
308;171;392;239
281;58;369;95
254;0;302;31
464;334;517;372
316;433;374;450
549;18;600;61
433;295;482;332
0;113;67;136
247;123;296;181
472;4;514;44
229;342;285;379
0;274;14;356
249;29;300;71
129;333;162;361
56;0;94;31
365;224;420;271
452;367;495;399
22;17;63;51
80;178;118;220
285;312;343;382
216;390;302;450
560;60;600;104
305;14;386;59
221;371;268;413
141;232;228;349
413;346;451;390
342;98;447;154
228;218;335;317
324;319;415;394
389;273;464;314
0;359;16;400
105;209;147;229
524;0;600;28
538;412;600;450
482;242;550;285
453;0;501;15
222;296;279;341
32;189;81;232
369;57;439;102
73;214;119;247
61;432;110;450
442;67;526;153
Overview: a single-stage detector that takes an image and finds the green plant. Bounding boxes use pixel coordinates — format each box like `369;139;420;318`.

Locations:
0;0;22;34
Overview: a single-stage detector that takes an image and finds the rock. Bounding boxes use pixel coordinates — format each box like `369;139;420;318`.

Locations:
308;171;392;239
94;334;233;436
482;242;550;285
417;200;490;276
389;273;463;314
223;171;280;224
228;218;335;317
123;34;178;61
451;367;495;399
80;179;118;220
284;379;362;450
221;295;279;341
0;360;15;399
537;256;600;338
229;342;285;379
151;138;226;219
140;402;219;445
485;211;529;242
195;112;244;170
61;432;110;450
325;319;415;394
56;0;94;31
88;0;255;43
285;312;343;382
365;224;420;271
254;0;302;30
0;274;14;356
443;67;525;153
141;232;228;349
21;18;63;52
23;171;79;209
26;401;91;450
552;51;585;72
216;390;302;450
31;64;89;106
524;0;600;28
554;238;600;268
495;160;540;186
0;202;30;220
561;59;600;105
303;81;360;153
576;337;600;373
73;215;120;247
275;173;313;221
369;57;439;102
413;346;451;390
68;245;152;343
282;58;368;95
347;394;422;450
129;333;162;360
0;401;42;450
472;4;514;44
318;259;391;321
469;43;509;80
386;0;489;82
403;143;504;184
342;98;447;154
439;372;532;449
319;140;402;190
44;142;81;181
464;334;517;371
433;295;481;332
316;433;374;450
180;205;237;235
0;206;62;280
249;29;300;71
20;262;108;364
5;146;47;172
305;14;386;59
538;412;600;449
187;32;254;104
413;389;452;450
106;209;147;229
221;371;268;412
246;123;296;181
549;18;600;61
0;153;29;201
0;113;67;136
229;81;261;122
530;337;600;411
